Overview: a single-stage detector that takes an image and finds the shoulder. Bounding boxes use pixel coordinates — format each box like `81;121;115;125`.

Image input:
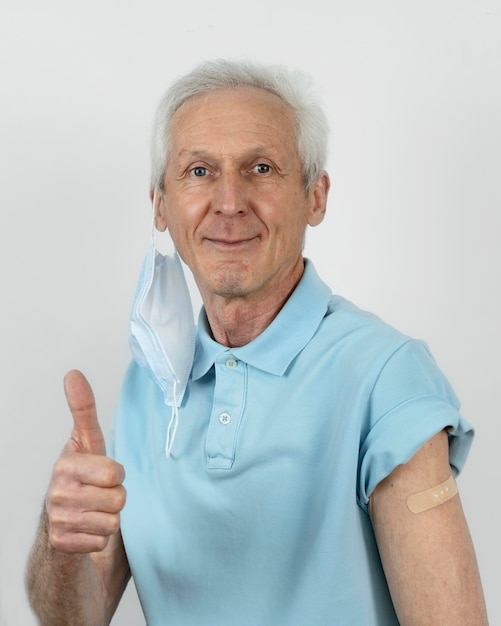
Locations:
318;291;421;370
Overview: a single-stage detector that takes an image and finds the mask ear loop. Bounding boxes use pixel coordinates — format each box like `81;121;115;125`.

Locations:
165;380;179;456
151;188;159;242
152;188;182;458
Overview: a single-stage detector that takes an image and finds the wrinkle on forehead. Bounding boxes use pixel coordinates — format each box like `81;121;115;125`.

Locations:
172;87;295;136
169;87;299;168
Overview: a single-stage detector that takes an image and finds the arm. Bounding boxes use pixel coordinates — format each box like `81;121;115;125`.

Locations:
370;429;488;625
26;510;130;625
26;370;129;625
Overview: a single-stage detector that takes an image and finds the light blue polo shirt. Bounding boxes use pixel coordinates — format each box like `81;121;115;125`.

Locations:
111;260;473;625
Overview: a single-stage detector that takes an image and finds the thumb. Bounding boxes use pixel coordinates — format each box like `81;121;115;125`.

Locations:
64;369;106;456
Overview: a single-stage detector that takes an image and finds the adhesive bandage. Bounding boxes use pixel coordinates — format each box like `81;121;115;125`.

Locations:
406;475;458;514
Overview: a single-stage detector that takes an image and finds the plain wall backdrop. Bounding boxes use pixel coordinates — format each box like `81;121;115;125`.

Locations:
1;1;499;623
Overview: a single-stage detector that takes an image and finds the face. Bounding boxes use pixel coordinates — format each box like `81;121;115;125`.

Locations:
155;87;329;306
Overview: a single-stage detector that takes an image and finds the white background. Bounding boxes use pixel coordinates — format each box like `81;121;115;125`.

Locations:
1;1;499;624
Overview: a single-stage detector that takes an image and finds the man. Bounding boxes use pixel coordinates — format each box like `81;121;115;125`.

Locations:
27;60;488;625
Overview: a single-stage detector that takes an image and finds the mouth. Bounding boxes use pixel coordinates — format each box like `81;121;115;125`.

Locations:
205;236;260;249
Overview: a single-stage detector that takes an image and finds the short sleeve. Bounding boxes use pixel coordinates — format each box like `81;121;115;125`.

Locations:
358;340;474;511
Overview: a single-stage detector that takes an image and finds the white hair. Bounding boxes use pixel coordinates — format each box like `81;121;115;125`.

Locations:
150;59;329;192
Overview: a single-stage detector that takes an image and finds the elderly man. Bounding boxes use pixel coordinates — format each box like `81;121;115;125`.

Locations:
27;60;487;625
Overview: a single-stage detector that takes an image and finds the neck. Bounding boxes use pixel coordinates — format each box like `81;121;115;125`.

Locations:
201;262;305;347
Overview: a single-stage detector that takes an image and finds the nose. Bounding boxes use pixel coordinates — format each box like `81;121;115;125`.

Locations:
212;171;248;216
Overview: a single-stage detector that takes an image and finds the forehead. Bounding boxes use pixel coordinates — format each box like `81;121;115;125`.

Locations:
169;87;297;156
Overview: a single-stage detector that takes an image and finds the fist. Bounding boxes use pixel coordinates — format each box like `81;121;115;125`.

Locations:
46;370;126;554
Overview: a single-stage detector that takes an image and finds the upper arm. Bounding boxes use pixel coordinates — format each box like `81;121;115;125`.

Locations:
370;429;488;626
91;530;131;623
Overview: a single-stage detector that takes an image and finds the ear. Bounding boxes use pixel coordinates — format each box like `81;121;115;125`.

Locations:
151;188;168;232
307;171;330;227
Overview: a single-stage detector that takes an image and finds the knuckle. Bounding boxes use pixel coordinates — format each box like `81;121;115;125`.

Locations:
117;462;126;482
113;461;126;483
114;486;127;511
105;464;119;485
103;460;125;486
108;514;121;535
47;508;65;529
51;457;70;482
98;459;116;484
92;535;110;552
48;528;68;552
51;453;81;488
46;484;67;508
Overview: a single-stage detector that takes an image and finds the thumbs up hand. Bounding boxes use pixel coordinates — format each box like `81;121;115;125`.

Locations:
45;370;126;554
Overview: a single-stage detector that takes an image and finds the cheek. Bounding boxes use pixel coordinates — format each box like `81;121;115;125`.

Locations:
168;191;209;225
163;205;203;257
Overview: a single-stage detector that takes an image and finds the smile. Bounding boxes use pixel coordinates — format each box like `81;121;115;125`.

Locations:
205;236;260;249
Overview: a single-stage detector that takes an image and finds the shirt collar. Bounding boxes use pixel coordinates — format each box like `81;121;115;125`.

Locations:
192;259;332;380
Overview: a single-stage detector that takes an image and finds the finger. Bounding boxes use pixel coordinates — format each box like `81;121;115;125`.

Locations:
47;507;123;554
49;507;121;537
49;478;126;514
79;456;126;489
67;454;126;488
80;484;127;514
49;527;112;554
76;510;122;536
64;370;106;455
51;454;125;496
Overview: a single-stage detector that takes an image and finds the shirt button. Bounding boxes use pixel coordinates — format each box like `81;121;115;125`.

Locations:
219;412;231;425
225;358;238;369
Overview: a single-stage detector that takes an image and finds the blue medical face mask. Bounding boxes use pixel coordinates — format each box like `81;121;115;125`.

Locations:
129;196;196;455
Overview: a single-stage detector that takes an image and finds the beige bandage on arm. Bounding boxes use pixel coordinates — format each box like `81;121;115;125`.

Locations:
406;475;458;514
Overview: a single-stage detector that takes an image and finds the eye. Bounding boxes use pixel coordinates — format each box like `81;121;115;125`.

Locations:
253;163;272;175
192;166;208;177
188;165;209;178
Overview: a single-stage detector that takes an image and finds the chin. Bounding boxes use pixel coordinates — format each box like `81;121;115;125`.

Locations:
203;265;256;298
